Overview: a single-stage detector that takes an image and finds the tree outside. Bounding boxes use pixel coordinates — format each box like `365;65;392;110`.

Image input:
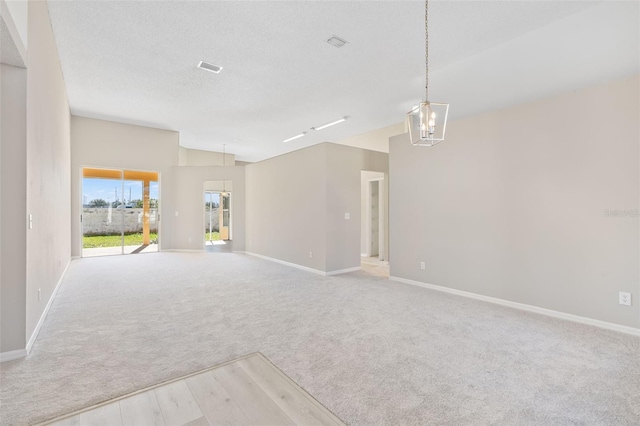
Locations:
88;198;108;208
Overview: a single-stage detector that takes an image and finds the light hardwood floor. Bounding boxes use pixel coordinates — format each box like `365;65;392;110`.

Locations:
360;256;389;278
40;353;344;426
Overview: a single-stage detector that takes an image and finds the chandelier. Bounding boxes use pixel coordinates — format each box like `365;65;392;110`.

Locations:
406;0;449;146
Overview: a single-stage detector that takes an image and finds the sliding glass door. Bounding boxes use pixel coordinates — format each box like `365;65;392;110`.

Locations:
205;191;221;245
82;168;159;257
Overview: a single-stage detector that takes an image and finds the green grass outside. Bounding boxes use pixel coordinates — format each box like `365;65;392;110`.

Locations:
205;231;221;241
83;233;158;248
83;231;220;248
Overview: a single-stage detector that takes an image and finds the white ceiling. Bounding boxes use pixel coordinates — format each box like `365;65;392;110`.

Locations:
47;1;639;162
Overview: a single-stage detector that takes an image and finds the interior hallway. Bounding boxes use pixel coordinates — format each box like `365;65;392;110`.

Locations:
1;252;638;425
360;256;389;278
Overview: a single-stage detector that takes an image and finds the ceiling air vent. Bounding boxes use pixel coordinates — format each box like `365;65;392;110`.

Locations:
327;36;348;48
197;61;223;74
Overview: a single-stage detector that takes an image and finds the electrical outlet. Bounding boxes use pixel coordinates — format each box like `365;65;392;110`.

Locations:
188;237;192;243
38;288;41;301
309;251;313;258
619;292;632;306
420;261;426;270
344;213;350;219
29;214;33;229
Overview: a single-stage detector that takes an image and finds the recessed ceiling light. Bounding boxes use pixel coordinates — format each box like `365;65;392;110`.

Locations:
283;132;306;143
197;61;223;73
311;117;348;131
327;36;348;48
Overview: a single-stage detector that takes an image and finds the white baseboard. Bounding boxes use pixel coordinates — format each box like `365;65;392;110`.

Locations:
26;258;72;354
0;348;27;363
244;252;361;276
245;252;326;275
360;253;368;257
390;276;640;337
326;266;361;276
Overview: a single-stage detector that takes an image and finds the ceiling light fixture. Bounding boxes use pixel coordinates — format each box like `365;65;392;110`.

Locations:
327;35;348;48
197;61;223;74
311;117;347;131
283;132;306;143
406;0;449;146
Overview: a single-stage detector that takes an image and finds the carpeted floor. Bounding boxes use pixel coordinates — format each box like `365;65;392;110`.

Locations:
1;252;639;425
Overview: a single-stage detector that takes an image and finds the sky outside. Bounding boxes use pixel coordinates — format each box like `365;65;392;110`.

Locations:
204;192;220;204
82;178;159;204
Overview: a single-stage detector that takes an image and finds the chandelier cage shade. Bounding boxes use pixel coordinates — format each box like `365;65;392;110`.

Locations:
406;102;449;146
407;0;449;147
221;144;228;195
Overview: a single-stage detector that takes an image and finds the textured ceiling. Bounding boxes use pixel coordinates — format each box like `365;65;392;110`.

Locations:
47;1;639;162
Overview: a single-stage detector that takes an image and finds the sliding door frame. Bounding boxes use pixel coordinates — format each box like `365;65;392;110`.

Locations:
79;166;162;257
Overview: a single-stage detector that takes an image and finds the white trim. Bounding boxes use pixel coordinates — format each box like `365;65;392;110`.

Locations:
360;253;368;257
390;276;640;337
245;252;326;275
0;348;27;363
326;266;361;276
244;252;362;276
26;259;72;354
162;249;204;253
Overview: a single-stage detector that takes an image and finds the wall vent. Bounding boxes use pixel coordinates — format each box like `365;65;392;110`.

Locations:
327;36;348;48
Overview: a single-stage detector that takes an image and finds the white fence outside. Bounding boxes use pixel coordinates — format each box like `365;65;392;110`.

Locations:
82;208;158;235
83;208;219;235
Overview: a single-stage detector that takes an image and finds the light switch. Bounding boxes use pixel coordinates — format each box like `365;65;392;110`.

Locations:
345;213;350;219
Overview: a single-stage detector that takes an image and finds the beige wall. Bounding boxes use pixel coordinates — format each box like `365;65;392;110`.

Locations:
389;75;640;328
1;0;72;355
178;146;235;167
245;143;388;273
335;122;404;153
1;0;27;68
70;116;179;255
246;144;328;270
25;0;72;343
204;181;232;192
0;64;27;353
3;0;28;49
170;166;245;251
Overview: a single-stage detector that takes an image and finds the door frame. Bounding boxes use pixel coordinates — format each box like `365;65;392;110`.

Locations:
362;176;384;258
203;181;233;249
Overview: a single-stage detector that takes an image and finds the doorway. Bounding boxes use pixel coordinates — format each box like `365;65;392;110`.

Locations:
204;180;232;252
205;191;221;245
81;168;159;257
369;180;380;257
361;170;388;277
